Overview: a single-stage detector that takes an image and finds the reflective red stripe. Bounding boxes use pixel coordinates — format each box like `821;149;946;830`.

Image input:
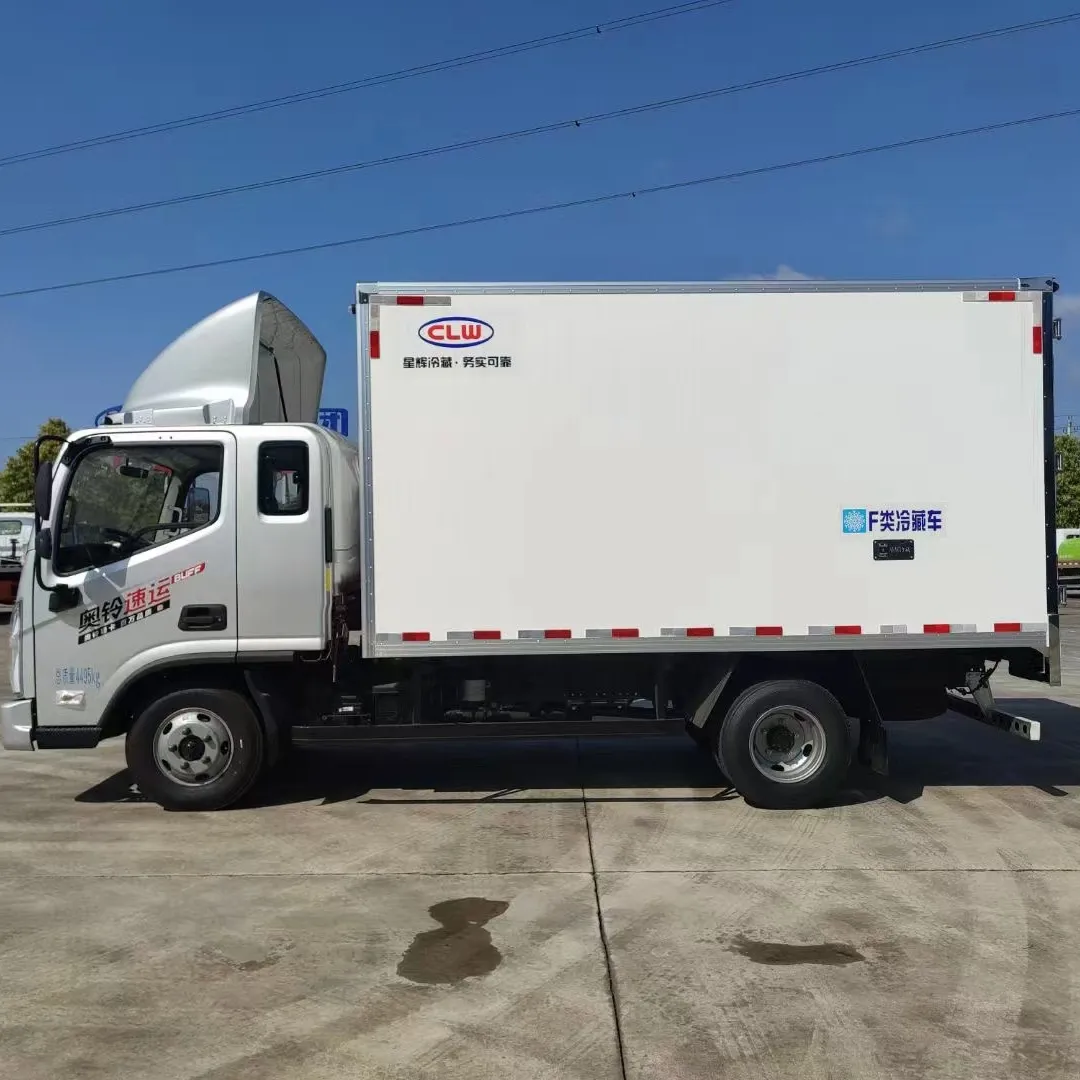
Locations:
988;291;1016;302
395;296;426;305
369;330;381;358
390;622;1035;643
1033;326;1044;355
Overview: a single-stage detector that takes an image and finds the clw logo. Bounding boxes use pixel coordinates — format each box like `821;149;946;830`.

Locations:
418;316;494;348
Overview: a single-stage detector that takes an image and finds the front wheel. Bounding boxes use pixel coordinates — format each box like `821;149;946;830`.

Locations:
125;687;265;811
713;679;850;809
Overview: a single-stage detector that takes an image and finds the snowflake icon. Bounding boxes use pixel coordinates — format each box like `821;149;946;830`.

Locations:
842;508;868;534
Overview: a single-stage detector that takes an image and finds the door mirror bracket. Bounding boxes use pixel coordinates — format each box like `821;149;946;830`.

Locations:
47;584;81;613
33;526;80;610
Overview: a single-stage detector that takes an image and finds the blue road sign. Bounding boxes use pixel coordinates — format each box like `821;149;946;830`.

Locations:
318;408;349;437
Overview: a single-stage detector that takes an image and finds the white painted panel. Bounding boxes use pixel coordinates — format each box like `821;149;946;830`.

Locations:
236;425;329;653
32;430;239;729
365;288;1046;641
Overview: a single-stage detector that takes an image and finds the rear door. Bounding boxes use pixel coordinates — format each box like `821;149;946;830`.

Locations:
32;430;237;733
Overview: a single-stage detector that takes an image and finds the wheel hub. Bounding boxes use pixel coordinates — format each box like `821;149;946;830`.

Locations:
177;734;205;761
154;709;234;787
748;706;827;785
765;725;796;755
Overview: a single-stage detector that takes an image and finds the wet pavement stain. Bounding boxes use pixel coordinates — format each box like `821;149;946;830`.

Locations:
397;897;509;985
728;934;865;967
199;938;295;973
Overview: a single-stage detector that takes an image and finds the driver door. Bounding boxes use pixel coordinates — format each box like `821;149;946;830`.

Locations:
32;430;238;734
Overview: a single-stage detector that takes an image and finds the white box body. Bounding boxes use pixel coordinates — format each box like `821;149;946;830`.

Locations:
356;282;1052;657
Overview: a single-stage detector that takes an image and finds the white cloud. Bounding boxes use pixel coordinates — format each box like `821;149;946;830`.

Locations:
1056;293;1080;316
740;265;816;281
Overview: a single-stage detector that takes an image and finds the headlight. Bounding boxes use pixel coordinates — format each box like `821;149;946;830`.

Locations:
9;599;21;698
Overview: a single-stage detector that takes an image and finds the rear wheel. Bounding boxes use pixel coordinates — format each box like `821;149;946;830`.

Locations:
125;687;265;811
714;679;850;809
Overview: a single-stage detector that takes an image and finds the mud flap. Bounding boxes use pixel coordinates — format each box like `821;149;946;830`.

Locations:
857;719;889;776
685;657;739;730
854;654;889;776
243;668;284;767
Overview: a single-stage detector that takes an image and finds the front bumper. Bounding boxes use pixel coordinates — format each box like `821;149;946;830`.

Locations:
0;699;34;751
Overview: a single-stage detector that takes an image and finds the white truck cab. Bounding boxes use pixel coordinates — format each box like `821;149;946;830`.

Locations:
3;292;360;806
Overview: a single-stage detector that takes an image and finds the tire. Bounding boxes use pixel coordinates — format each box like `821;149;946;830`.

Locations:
125;687;265;811
713;679;850;810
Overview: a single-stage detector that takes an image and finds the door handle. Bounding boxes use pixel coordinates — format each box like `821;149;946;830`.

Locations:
178;604;227;632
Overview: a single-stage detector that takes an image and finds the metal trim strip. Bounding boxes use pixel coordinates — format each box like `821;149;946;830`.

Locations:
368;295;452;307
364;630;1049;659
381;623;1048;644
359;278;1057;297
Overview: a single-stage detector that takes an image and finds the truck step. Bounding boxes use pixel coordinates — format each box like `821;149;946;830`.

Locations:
946;693;1041;741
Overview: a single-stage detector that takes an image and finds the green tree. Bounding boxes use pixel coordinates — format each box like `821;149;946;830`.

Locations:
0;418;71;505
1056;434;1080;528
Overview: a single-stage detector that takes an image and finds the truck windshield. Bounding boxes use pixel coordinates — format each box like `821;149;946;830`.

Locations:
54;443;223;575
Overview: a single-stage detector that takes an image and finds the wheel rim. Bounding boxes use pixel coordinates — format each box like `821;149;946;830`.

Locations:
747;705;828;784
153;708;234;788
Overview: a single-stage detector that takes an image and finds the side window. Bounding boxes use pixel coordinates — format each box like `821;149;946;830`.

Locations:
54;443;224;575
258;442;309;516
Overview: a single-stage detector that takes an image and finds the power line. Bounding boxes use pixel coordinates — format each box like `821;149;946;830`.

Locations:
0;0;735;171
3;104;1077;301
4;11;1074;241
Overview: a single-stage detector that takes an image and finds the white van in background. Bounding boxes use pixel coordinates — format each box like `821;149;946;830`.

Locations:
0;506;34;613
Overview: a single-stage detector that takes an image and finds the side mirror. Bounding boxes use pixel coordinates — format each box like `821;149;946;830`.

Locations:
32;432;69;524
36;527;53;561
185;485;212;524
34;460;53;522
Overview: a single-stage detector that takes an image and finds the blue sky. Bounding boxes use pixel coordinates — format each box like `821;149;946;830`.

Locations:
2;0;1080;454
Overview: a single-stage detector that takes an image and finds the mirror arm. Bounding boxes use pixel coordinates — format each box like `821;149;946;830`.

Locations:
33;529;80;610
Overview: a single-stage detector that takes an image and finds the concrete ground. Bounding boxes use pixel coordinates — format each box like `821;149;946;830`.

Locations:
3;621;1080;1078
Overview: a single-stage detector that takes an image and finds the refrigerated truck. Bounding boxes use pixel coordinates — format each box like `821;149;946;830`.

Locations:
0;279;1061;811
